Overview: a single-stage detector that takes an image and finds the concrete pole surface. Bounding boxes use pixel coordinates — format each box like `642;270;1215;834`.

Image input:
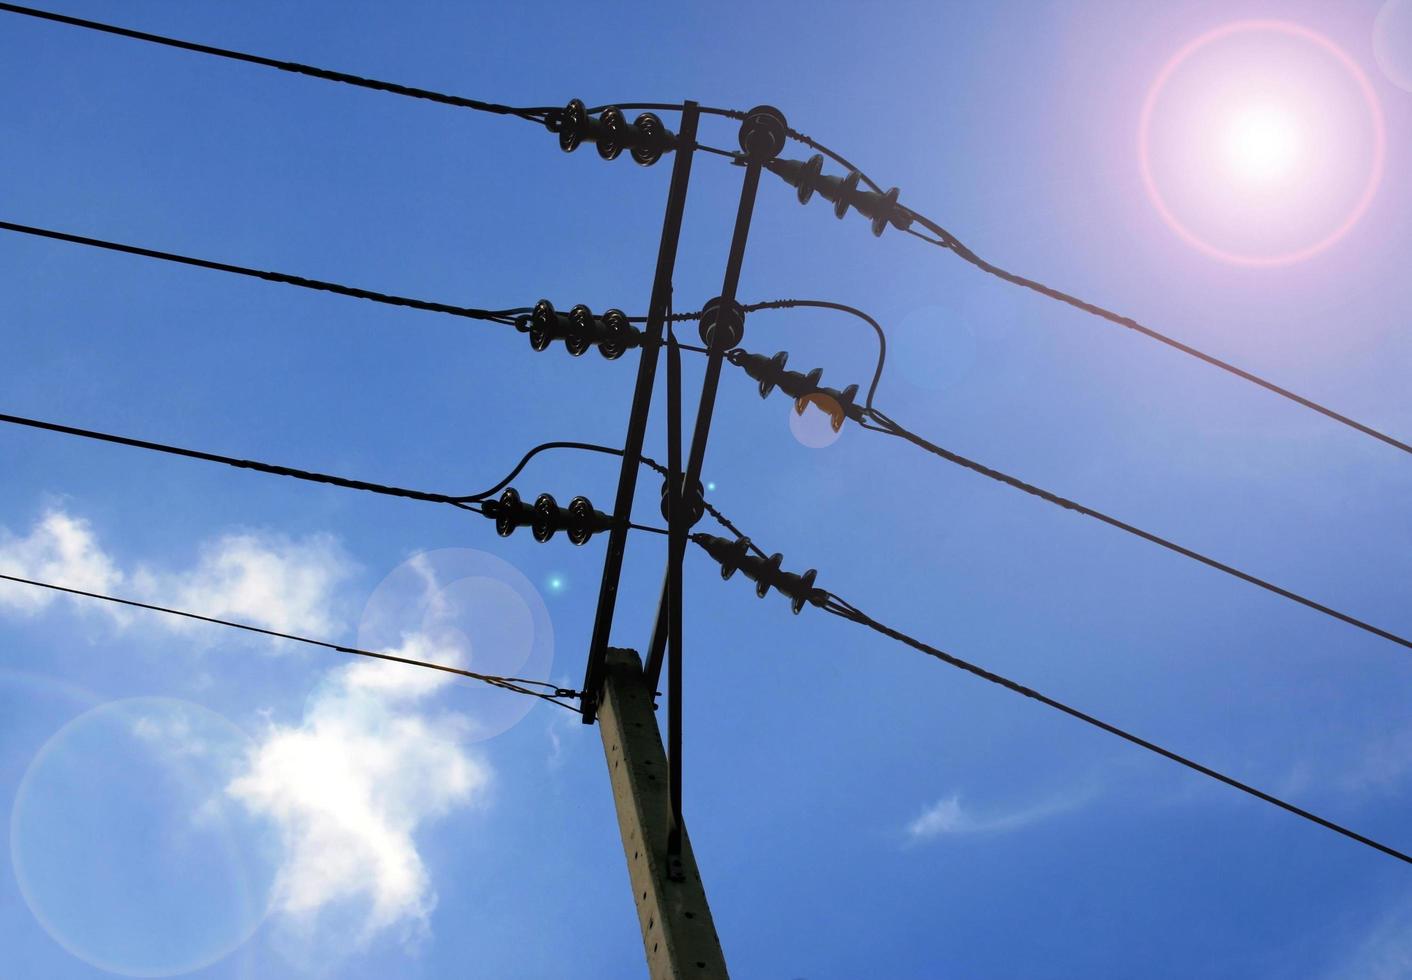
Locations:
598;647;728;979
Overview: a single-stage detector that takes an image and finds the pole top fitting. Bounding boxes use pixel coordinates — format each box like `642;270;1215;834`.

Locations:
698;297;746;350
660;476;706;527
737;105;788;162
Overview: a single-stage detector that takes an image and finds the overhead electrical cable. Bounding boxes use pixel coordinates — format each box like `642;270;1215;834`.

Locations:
0;4;755;148
901;207;1412;456
0;220;524;326
754;122;1410;456
0;413;740;544
0;409;484;509
0;2;550;121
740;299;887;409
0;571;580;709
816;592;1412;866
862;405;1412;652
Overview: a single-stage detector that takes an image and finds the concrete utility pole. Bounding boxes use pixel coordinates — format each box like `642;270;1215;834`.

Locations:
598;647;728;978
577;100;787;977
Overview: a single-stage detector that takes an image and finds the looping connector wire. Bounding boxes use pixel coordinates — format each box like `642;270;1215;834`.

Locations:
552;99;677;166
766;153;912;237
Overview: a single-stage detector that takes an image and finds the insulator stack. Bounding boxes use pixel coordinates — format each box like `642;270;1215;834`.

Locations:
766;153;912;237
484;487;613;545
549;99;677;166
694;533;821;614
728;348;866;432
524;299;641;359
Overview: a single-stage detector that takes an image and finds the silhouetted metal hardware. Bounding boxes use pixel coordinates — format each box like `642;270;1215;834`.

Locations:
658;475;705;526
522;299;641;359
548;98;677;166
765;153;912;237
697;296;746;349
736;104;789;161
693;534;822;614
728;348;865;432
485;487;613;545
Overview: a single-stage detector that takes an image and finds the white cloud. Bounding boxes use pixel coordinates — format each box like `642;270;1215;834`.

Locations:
2;506;498;947
906;789;1091;843
227;671;489;943
340;630;467;702
0;510;124;615
133;531;351;637
0;509;350;640
226;557;494;946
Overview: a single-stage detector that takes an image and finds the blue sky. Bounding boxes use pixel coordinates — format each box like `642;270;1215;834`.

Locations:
2;0;1412;976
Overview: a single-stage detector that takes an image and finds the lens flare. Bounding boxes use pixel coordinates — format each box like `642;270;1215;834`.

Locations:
1139;20;1385;267
357;548;552;742
1374;0;1412;92
788;395;844;449
1221;105;1303;185
11;698;274;977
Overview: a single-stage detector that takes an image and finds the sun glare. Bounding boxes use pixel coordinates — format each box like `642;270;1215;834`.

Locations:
1139;20;1384;267
1221;105;1302;185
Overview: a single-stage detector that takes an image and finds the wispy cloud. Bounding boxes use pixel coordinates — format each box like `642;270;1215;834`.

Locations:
0;508;350;638
1323;900;1412;980
0;510;124;616
133;531;351;638
227;674;489;945
227;559;493;948
2;505;497;951
905;788;1093;843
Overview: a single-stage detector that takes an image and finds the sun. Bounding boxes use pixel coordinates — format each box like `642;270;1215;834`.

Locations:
1139;20;1385;267
1221;104;1303;186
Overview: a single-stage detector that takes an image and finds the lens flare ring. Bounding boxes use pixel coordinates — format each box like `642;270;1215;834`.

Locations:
1138;20;1386;267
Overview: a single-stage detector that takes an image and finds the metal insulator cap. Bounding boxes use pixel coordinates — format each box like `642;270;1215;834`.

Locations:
737;105;788;161
529;299;558;352
557;99;592;153
566;305;595;357
699;297;746;350
532;493;560;543
598;308;633;359
495;487;525;537
596;107;630;161
629;112;674;166
566;495;605;546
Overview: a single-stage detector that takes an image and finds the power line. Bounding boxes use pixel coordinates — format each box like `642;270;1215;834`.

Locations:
14;0;1393;460
900;209;1412;458
0;571;580;710
0;409;484;509
0;411;734;544
818;593;1411;866
755;133;1410;457
0;219;524;326
0;5;757;155
0;2;549;122
862;405;1412;653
